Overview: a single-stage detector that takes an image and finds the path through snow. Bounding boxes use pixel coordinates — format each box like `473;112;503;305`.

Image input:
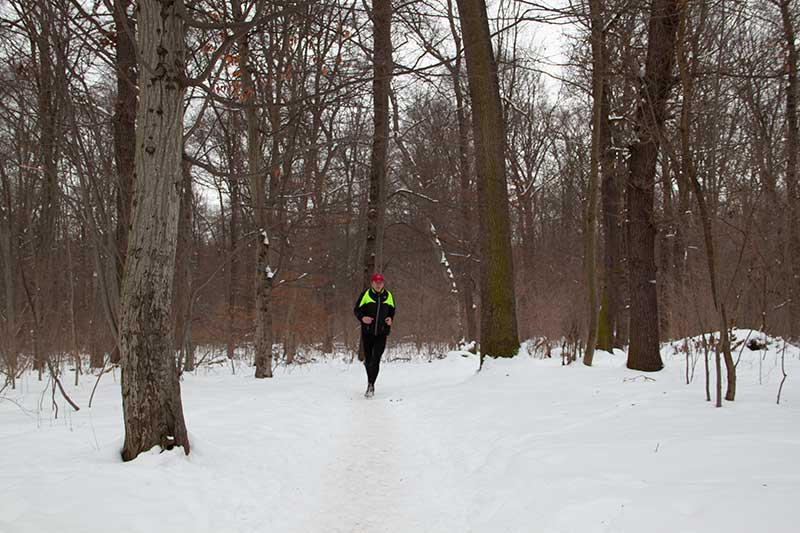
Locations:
1;339;799;533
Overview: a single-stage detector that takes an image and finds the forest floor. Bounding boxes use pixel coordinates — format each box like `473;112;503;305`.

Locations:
1;329;798;533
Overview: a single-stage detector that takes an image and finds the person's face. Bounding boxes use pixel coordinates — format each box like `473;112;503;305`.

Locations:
371;279;384;292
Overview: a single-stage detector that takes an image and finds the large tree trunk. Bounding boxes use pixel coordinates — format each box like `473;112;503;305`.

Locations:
33;0;59;377
454;0;519;361
599;110;625;351
625;0;682;372
362;0;392;285
584;0;607;365
236;1;272;379
110;0;137;365
119;0;189;461
780;0;800;340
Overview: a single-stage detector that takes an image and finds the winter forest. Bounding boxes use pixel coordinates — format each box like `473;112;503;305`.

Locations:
1;0;799;531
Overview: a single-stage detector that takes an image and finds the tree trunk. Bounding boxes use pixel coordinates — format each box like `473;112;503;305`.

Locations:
236;2;272;379
584;0;607;365
780;0;800;340
599;110;625;350
362;0;392;285
447;0;478;343
454;0;519;361
0;180;17;386
33;0;59;376
173;156;194;373
626;0;682;372
65;226;81;386
90;271;104;369
677;2;735;400
227;118;242;362
111;0;137;365
322;285;334;354
658;156;674;338
119;0;189;461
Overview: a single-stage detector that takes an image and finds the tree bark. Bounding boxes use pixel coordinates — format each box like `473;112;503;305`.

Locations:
227;115;242;362
599;110;625;350
584;0;607;365
33;0;60;375
111;0;137;365
65;225;81;386
0;165;17;386
173;156;194;372
90;271;104;370
236;1;272;379
119;0;189;461
454;0;519;361
626;0;682;372
446;0;478;343
779;0;800;340
362;0;392;285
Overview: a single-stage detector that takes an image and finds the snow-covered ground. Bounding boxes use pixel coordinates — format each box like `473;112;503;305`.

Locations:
1;330;798;533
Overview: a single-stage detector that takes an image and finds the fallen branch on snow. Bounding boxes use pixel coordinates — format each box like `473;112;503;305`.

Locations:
623;375;656;383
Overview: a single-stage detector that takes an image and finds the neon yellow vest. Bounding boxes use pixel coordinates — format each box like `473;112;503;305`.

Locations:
359;289;394;308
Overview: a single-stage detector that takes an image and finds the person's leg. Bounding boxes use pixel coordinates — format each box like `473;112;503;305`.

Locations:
363;334;376;386
369;335;387;386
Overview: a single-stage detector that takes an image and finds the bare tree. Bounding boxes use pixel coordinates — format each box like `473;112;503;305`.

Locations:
110;0;137;364
583;0;607;365
362;0;392;285
119;0;189;461
777;0;799;340
454;0;519;360
625;0;682;372
231;0;273;379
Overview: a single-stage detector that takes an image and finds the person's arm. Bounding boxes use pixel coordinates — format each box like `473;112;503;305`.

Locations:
385;292;396;323
355;290;374;324
354;290;364;321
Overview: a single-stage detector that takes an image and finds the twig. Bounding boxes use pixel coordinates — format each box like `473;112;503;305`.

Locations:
777;339;788;405
193;348;215;367
45;357;80;413
623;375;656;383
734;329;753;368
89;356;114;409
51;379;58;419
0;395;38;417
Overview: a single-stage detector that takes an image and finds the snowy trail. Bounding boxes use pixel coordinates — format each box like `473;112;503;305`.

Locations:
2;337;799;533
300;362;474;532
306;392;417;532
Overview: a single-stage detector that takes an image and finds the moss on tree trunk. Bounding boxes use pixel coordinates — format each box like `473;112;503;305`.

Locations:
454;0;519;362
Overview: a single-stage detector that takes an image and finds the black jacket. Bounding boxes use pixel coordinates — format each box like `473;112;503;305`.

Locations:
354;287;396;337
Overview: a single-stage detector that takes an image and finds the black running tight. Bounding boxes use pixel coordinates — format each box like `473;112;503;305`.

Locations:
362;334;387;385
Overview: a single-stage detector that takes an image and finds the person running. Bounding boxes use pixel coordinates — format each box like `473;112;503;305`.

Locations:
354;273;396;398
